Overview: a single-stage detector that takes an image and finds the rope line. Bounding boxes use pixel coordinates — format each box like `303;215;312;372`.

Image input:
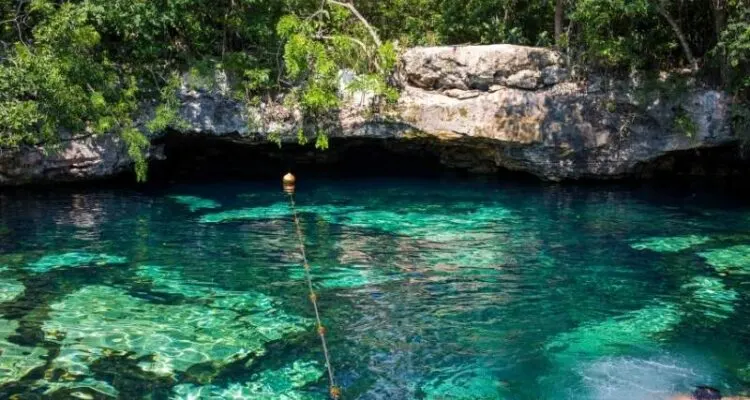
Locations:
287;192;340;399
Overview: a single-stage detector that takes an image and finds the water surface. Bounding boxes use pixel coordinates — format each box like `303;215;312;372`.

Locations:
1;178;749;399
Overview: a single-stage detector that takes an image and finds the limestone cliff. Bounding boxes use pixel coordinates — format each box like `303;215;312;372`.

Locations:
0;45;737;185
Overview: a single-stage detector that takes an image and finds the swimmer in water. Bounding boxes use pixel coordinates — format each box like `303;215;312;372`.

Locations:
670;386;750;400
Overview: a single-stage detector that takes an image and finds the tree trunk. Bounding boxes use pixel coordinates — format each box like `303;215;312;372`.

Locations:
656;2;699;72
555;0;563;47
710;0;729;84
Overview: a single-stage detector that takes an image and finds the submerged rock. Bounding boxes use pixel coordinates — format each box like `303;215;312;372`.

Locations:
172;360;325;399
682;276;738;321
698;245;750;275
289;264;398;290
420;365;507;400
26;252;127;273
327;205;515;240
0;278;24;302
199;204;292;223
198;203;363;224
0;319;48;385
630;235;711;253
545;302;682;365
169;195;221;212
42;284;310;379
38;377;119;399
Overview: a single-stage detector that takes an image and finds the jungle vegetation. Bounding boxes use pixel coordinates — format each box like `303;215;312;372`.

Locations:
1;0;749;180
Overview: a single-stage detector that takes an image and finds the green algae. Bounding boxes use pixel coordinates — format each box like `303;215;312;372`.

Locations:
172;360;325;399
698;245;750;275
289;264;398;290
43;285;311;378
0;278;24;302
421;366;507;400
629;235;711;253
169;195;222;212
0;319;48;385
26;252;127;273
682;276;738;321
545;302;682;364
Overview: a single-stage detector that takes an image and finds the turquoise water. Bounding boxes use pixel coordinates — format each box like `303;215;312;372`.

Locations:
1;178;750;399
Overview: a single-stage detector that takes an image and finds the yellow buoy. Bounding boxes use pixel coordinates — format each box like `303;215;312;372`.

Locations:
282;172;296;194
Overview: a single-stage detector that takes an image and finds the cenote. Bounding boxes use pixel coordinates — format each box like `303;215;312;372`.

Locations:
2;176;750;399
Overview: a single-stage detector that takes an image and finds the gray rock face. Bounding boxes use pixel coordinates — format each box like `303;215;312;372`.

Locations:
0;135;137;185
0;44;738;185
392;78;733;179
400;45;562;90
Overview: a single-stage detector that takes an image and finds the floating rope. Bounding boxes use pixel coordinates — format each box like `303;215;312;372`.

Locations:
283;173;341;400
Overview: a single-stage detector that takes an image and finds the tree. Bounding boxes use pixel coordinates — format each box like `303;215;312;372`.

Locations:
655;0;699;72
276;0;398;148
711;0;729;83
555;0;563;46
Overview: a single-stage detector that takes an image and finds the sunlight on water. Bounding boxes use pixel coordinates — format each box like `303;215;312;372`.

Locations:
1;179;749;399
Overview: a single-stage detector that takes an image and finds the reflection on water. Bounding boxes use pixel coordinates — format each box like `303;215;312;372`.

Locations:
1;179;749;399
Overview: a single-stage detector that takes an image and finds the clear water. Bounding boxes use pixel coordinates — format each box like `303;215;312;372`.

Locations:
1;178;750;399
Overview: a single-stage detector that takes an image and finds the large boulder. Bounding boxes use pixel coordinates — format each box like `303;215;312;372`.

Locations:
400;45;562;90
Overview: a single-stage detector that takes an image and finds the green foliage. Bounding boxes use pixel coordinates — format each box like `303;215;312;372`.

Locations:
1;0;749;181
122;128;149;182
570;0;669;69
277;1;400;148
717;1;750;97
0;0;285;179
673;108;698;138
315;131;329;150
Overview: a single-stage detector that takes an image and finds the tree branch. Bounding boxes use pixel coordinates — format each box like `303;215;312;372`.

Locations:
656;1;698;72
326;0;383;47
317;34;382;72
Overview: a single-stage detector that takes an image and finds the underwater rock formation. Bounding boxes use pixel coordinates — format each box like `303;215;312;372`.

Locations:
26;252;127;273
698;245;750;275
629;235;711;253
172;360;325;399
0;319;48;385
169;195;221;212
544;302;683;365
0;278;24;302
681;276;738;322
420;364;508;400
42;282;310;379
288;264;398;290
0;45;737;185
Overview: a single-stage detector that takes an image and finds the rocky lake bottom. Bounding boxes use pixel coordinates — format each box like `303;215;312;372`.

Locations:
1;178;749;399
